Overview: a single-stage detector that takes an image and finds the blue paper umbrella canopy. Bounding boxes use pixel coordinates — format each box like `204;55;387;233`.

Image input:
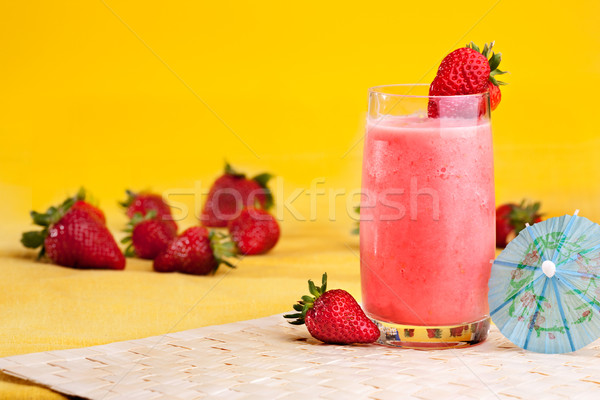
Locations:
489;211;600;353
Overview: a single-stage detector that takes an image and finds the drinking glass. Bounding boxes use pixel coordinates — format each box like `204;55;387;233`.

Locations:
360;84;495;349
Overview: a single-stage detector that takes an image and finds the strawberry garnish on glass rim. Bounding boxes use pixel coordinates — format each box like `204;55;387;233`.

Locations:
428;41;508;117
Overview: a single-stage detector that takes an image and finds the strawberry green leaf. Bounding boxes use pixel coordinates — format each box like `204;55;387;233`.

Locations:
57;196;76;215
252;173;274;210
308;279;319;297
467;42;480;53
119;189;137;208
75;187;86;201
31;211;51;227
352;207;360;235
224;161;245;178
488;53;501;71
219;259;237;269
301;295;314;303
21;231;46;249
124;244;136;258
284;272;331;326
489;75;508;87
261;190;274;210
509;199;543;234
350;206;360;235
208;230;239;272
252;173;273;188
130;210;157;227
482;43;490;58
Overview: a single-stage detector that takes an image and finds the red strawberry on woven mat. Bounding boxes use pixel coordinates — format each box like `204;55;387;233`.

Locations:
201;163;273;227
428;42;507;118
496;200;543;248
120;190;177;233
153;226;237;275
228;207;280;255
21;189;125;269
284;273;380;344
122;210;177;259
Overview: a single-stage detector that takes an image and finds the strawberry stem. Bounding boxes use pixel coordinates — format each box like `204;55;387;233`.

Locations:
224;161;245;178
252;173;274;210
208;230;239;272
510;200;543;234
466;41;508;87
119;189;138;209
284;273;328;325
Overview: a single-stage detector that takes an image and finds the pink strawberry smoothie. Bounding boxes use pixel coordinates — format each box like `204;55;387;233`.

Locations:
360;116;495;326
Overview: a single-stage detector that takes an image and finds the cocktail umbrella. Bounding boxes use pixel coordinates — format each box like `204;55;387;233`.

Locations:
489;211;600;353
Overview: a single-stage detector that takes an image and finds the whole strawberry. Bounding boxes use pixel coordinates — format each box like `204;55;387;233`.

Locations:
201;163;273;227
120;190;177;233
228;207;280;255
284;273;380;344
428;42;507;117
122;211;177;259
496;200;543;248
21;191;125;269
153;227;236;275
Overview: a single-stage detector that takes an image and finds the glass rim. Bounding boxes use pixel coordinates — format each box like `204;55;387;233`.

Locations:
368;83;489;99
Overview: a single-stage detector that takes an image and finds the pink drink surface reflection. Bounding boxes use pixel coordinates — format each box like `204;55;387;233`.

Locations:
360;116;495;326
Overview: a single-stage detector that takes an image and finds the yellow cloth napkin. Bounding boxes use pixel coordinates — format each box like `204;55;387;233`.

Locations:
0;220;361;399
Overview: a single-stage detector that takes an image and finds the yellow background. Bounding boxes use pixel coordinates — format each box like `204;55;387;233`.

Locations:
1;0;600;224
1;1;600;398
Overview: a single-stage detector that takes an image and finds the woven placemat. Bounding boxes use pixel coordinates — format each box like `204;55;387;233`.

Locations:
2;314;600;399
